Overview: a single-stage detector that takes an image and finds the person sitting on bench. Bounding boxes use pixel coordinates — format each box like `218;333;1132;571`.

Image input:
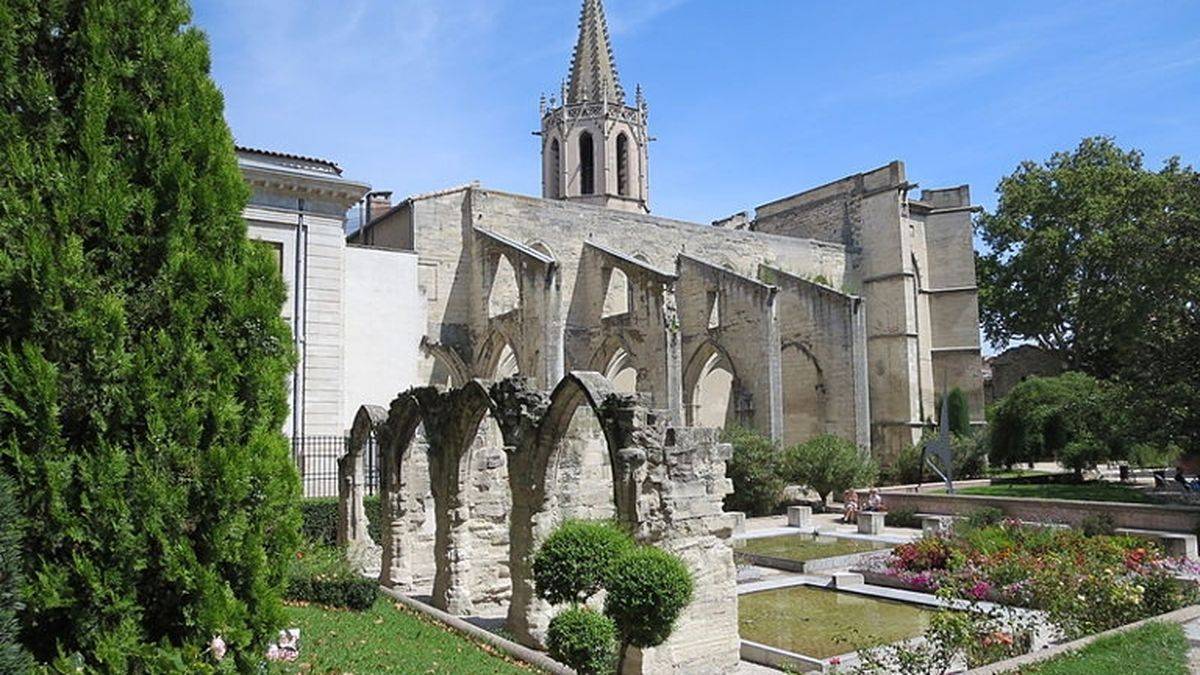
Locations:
842;489;860;524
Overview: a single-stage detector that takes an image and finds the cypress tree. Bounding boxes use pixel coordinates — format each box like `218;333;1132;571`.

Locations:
0;0;300;668
0;475;33;672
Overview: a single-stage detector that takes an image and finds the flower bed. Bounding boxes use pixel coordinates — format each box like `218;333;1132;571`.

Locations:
859;518;1200;639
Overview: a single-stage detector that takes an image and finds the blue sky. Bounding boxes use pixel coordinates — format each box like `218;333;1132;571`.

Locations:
193;0;1200;224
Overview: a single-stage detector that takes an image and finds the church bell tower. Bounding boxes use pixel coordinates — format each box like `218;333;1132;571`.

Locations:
540;0;650;213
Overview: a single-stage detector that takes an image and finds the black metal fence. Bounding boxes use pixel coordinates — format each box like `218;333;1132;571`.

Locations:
290;435;380;499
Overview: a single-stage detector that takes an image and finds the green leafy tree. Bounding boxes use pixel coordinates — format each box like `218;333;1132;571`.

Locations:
988;373;1122;474
976;137;1200;451
0;0;299;668
721;426;784;516
783;434;877;506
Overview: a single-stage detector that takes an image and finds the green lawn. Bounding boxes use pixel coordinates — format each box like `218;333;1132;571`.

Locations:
954;481;1151;504
986;468;1053;480
273;598;539;674
1022;622;1190;674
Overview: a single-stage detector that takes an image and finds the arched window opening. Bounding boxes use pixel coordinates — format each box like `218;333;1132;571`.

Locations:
579;131;595;195
547;401;615;522
692;351;735;429
488;255;520;318
601;267;631;318
781;345;826;446
616;133;630;197
549;138;561;198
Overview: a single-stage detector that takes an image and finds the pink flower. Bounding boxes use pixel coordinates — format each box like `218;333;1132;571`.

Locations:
968;581;992;600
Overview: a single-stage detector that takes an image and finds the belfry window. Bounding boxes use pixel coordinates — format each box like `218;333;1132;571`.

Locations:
616;133;629;196
579;131;595;195
549;138;561;198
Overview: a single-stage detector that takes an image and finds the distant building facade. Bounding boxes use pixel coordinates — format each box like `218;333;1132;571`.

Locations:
237;148;424;491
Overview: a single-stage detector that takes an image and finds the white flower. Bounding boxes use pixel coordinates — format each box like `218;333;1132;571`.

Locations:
209;635;226;661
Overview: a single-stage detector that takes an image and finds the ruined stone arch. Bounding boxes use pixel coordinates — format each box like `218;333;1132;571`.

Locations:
506;372;638;643
683;339;741;430
588;335;639;395
420;337;470;388
376;392;436;592
413;381;513;616
339;404;388;558
477;329;522;380
346;374;741;669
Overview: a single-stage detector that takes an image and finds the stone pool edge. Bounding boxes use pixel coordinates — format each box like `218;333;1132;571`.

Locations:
737;575;1023;672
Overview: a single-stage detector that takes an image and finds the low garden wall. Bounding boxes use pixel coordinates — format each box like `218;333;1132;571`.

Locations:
877;492;1200;534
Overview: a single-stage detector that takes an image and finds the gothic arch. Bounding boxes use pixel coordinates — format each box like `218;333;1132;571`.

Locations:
339;404;388;552
420;338;470;388
547;136;562;198
682;340;740;430
780;341;828;446
578;131;595;195
589;336;638;395
616;132;630;196
413;382;514;616
376;391;435;591
477;329;522;380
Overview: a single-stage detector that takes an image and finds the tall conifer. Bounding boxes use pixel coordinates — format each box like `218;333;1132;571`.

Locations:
0;0;300;667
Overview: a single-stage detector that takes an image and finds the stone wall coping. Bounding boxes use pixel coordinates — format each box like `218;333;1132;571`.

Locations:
379;586;575;675
963;603;1200;675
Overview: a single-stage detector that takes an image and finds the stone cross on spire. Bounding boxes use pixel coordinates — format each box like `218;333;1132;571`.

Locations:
566;0;625;105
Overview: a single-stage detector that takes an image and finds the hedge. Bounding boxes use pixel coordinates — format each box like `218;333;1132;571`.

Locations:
301;496;382;546
284;545;378;611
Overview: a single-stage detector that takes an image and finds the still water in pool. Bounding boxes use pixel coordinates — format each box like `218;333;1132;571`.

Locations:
739;585;935;659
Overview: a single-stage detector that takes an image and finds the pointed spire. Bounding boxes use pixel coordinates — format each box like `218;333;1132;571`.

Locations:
566;0;625;105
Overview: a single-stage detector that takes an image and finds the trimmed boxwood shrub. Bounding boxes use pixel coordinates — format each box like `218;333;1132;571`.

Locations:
534;520;633;605
284;545;378;611
546;606;618;675
603;547;694;649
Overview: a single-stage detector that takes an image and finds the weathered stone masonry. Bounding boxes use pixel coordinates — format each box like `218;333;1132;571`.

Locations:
339;372;740;674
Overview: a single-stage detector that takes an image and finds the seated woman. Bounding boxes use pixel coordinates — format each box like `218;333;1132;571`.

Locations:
864;487;884;512
842;489;860;524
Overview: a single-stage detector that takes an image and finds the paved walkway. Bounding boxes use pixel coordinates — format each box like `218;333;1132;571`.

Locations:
1182;616;1200;672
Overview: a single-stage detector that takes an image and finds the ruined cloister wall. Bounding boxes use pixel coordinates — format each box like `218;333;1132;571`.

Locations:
382;187;846;394
761;266;870;448
676;255;782;441
340;373;740;674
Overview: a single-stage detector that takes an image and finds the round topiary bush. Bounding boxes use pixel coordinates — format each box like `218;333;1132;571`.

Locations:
534;520;634;605
546;605;618;675
603;546;694;649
